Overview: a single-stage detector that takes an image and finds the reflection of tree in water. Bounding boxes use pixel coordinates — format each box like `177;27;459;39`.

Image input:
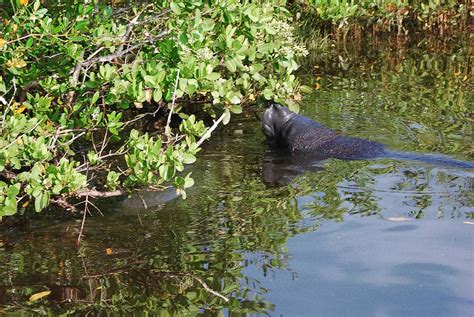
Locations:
0;140;306;315
288;158;473;221
304;36;473;157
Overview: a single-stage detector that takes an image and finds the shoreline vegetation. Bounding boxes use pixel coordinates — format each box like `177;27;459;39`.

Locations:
0;0;471;221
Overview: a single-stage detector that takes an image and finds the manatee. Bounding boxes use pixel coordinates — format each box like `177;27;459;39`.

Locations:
262;102;474;169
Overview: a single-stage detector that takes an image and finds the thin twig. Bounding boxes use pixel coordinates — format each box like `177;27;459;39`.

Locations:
196;112;227;147
2;78;16;125
187;274;229;302
76;149;126;172
98;128;109;158
61;131;86;147
165;69;180;139
77;194;89;246
86;199;104;217
137;192;148;209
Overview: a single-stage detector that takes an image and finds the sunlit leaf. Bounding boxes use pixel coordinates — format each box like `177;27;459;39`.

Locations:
6;58;27;69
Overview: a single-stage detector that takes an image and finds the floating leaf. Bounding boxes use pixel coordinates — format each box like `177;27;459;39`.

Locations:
386;217;412;222
29;291;51;302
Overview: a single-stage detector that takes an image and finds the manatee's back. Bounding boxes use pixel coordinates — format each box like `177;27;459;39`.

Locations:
318;136;386;160
286;114;336;151
291;124;385;160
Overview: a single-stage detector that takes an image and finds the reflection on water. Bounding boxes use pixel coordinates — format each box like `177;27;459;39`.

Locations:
1;37;473;315
248;218;474;316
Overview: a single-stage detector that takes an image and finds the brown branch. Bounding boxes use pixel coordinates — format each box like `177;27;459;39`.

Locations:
75;189;127;198
0;169;17;181
51;197;77;213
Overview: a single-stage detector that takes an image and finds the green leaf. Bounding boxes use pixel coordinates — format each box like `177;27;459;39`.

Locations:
286;100;300;113
182;153;196;164
25;37;34;48
206;73;221;81
184;174;194;188
34;191;50;213
170;2;181;14
230;105;242;114
91;91;100;104
69;36;87;42
300;85;313;94
159;164;173;181
258;43;274;53
153;88;162;102
222;109;231;125
33;0;40;11
225;59;237;73
2;197;17;216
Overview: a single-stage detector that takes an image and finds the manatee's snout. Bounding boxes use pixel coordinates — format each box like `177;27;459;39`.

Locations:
263;103;279;138
263;101;294;139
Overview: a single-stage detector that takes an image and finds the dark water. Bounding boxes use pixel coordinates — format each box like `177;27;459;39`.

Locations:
1;37;473;315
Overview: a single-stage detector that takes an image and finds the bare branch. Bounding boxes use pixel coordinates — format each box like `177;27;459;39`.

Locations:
165;69;180;140
51;197;77;212
76;189;127;198
2;78;16;125
196;112;227;147
77;194;89;246
0;169;17;180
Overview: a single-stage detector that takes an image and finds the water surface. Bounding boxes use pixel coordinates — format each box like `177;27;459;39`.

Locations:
0;36;473;315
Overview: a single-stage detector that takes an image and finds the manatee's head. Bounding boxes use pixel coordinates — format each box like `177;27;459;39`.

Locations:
262;101;295;139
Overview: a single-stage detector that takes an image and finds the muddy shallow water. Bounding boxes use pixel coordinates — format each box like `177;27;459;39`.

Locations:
1;37;473;315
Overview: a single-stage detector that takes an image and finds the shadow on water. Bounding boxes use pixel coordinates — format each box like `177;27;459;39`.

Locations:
1;36;473;315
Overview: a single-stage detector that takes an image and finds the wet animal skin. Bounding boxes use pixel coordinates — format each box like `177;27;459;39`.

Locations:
262;102;474;168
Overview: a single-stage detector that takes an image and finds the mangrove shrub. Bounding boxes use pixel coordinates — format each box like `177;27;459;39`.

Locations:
0;0;308;217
